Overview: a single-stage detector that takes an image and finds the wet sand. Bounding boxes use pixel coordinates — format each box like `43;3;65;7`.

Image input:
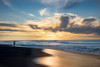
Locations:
36;49;100;67
0;44;100;67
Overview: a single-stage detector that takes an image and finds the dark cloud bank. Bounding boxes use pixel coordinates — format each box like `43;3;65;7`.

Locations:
0;23;30;32
37;14;100;35
57;15;100;35
0;14;100;35
0;23;17;27
58;16;100;35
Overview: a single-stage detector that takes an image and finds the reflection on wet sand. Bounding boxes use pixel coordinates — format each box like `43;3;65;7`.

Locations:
36;49;100;67
36;55;60;67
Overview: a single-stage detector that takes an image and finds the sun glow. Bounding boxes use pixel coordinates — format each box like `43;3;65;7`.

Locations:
47;35;56;36
0;30;99;40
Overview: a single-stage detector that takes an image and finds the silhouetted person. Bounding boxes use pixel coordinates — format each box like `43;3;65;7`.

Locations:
13;41;16;46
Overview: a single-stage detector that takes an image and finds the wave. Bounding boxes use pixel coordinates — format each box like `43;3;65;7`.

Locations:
0;40;100;55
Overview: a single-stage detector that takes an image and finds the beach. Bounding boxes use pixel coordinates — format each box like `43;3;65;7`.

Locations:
0;44;50;67
0;44;100;67
36;49;100;67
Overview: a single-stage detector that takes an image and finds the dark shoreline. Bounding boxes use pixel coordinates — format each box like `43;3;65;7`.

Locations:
0;44;51;67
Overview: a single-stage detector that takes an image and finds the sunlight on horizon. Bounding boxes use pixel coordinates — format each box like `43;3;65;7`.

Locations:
0;31;100;40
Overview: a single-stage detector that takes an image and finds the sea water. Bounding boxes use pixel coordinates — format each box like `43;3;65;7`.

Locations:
0;40;100;55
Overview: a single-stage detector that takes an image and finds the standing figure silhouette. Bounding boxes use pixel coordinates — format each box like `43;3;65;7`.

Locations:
13;41;16;46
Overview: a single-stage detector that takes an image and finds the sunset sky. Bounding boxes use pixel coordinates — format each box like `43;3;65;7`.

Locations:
0;0;100;40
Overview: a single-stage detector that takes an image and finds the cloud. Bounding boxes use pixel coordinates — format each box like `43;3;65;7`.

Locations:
39;8;49;16
65;17;100;35
2;0;12;8
28;13;100;35
41;0;100;10
0;22;18;27
26;16;60;29
82;17;98;27
66;26;100;35
2;0;35;18
60;15;69;29
0;29;27;32
28;25;40;29
28;13;35;17
0;22;33;32
61;0;82;10
56;13;100;35
41;0;83;10
41;0;61;4
40;0;100;10
1;13;100;35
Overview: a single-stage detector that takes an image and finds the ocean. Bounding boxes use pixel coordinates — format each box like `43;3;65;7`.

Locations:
0;40;100;55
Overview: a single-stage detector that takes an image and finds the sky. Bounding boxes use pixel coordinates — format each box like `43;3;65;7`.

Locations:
0;0;100;40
